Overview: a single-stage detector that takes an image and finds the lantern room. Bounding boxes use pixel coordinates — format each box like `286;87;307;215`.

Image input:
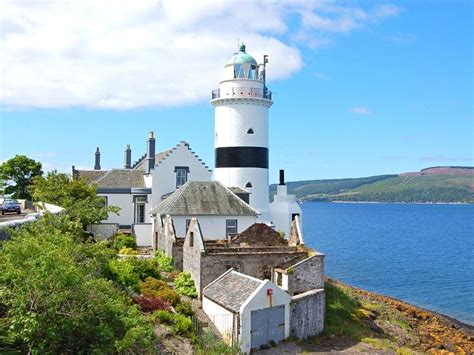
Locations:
224;44;260;80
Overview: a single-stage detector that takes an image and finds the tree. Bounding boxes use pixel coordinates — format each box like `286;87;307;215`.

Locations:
0;214;155;353
29;171;119;227
0;155;42;199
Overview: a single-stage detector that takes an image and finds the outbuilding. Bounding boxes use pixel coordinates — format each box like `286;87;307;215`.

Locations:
202;269;292;354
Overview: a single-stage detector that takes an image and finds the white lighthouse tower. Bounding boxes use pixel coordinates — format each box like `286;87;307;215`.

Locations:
211;44;272;219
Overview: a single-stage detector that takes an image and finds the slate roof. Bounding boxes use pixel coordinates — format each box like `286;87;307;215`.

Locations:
93;169;145;188
133;149;173;171
75;170;107;183
150;181;258;216
203;270;262;312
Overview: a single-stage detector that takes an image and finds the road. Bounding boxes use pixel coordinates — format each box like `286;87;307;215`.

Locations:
0;210;34;223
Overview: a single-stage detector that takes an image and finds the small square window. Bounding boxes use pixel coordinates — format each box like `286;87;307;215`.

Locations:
226;219;238;235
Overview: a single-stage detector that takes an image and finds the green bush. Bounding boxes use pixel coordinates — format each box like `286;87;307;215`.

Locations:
174;272;198;298
119;247;139;255
109;257;161;291
114;234;137;250
0;214;155;353
175;301;194;317
195;329;241;354
152;311;193;337
155;250;174;272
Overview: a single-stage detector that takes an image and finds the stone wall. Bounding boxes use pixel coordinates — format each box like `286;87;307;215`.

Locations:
287;253;325;295
290;288;325;339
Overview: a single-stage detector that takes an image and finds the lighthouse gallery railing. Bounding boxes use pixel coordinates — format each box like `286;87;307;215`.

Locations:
211;87;272;100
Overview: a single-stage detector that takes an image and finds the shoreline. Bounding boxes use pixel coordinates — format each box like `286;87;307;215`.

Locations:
328;277;474;332
302;200;473;205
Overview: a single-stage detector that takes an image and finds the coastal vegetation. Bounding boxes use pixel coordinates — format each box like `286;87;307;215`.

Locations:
291;278;474;353
270;168;474;203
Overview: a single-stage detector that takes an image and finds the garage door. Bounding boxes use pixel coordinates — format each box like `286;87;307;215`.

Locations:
250;305;285;350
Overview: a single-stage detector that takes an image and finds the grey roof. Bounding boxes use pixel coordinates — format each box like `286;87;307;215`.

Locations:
133;149;173;171
203;270;262;312
150;181;258;216
75;170;107;183
93;169;145;188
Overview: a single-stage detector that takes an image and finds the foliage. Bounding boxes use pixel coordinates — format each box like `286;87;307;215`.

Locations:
132;295;171;313
0;155;42;200
167;270;180;282
174;272;198;298
195;329;241;355
139;277;168;297
109;257;161;291
119;247;139;255
155;250;174;272
154;288;181;307
114;233;137;250
0;214;155;353
152;311;193;337
322;281;368;339
30;171;120;227
175;301;194;317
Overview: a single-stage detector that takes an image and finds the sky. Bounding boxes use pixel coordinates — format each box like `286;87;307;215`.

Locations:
0;0;472;183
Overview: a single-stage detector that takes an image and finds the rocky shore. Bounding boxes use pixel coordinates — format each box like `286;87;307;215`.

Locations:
257;278;474;354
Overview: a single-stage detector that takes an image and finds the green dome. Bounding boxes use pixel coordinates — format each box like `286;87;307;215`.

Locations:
225;44;258;66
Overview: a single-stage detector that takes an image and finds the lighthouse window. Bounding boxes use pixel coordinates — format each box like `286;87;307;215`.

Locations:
245;182;252;188
247;128;254;134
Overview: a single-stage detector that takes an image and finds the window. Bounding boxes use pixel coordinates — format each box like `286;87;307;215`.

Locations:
245;182;252;188
175;166;189;188
292;213;300;221
226;219;238;235
99;195;108;207
247;128;254;134
189;232;194;247
137;204;145;223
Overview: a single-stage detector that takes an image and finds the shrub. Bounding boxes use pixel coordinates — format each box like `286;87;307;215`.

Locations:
0;214;155;353
155;250;174;272
119;247;139;255
167;270;180;282
152;311;193;337
114;234;137;250
132;295;172;313
195;329;241;354
155;287;181;306
175;272;198;298
109;258;161;291
139;277;168;298
175;301;194;317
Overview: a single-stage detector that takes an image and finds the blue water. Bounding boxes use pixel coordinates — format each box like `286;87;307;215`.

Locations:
301;202;474;325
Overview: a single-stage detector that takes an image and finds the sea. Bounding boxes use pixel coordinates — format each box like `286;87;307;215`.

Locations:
301;202;474;325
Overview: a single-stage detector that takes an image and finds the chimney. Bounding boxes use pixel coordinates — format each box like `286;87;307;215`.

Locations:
124;144;132;169
94;147;101;170
146;131;156;174
279;169;285;185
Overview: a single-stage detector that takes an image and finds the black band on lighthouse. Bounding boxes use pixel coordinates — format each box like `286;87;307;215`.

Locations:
216;147;268;168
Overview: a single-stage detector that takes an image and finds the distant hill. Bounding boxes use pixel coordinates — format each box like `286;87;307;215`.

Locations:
269;167;474;203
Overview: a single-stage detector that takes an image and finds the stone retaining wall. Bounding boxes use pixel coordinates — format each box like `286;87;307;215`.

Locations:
290;288;325;339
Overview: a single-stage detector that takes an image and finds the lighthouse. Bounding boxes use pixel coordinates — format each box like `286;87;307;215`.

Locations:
211;44;272;219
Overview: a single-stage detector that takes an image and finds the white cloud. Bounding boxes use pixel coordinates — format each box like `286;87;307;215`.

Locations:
0;0;400;109
349;106;371;115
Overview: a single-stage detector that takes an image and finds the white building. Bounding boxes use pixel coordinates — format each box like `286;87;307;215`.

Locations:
73;133;212;244
202;269;292;354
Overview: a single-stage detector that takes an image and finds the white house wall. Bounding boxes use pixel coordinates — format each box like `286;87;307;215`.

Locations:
151;143;212;209
240;280;291;354
99;193;152;226
202;297;235;344
172;215;256;239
